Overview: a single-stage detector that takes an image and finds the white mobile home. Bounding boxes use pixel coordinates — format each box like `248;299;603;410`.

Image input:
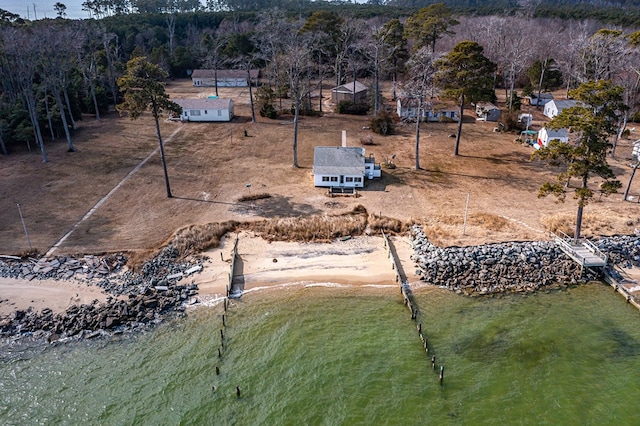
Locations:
173;98;234;122
396;98;459;122
191;69;259;87
535;127;569;149
313;146;380;188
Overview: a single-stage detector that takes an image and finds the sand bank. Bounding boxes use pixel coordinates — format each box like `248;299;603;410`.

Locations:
0;277;110;317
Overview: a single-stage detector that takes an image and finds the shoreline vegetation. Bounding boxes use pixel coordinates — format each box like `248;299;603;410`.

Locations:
2;206;640;344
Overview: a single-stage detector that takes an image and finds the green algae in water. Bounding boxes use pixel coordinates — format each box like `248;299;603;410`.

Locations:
1;283;639;425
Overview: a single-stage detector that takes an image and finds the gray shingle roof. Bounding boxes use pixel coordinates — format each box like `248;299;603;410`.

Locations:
313;147;365;175
172;98;232;110
551;100;581;110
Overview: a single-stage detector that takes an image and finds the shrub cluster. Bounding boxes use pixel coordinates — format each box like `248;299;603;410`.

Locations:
336;100;369;115
370;111;394;135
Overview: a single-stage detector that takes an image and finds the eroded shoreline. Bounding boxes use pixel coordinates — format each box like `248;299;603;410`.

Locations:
2;230;640;344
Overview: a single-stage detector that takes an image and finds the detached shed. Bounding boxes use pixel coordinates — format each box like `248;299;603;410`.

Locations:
475;102;501;122
173;98;234;122
331;80;368;104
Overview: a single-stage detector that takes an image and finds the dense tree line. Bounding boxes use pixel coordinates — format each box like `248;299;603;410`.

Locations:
1;2;639;164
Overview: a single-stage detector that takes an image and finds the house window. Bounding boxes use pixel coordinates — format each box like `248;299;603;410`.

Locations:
217;110;222;116
346;177;354;182
330;176;338;182
190;110;200;116
354;177;362;183
204;110;207;114
322;176;330;182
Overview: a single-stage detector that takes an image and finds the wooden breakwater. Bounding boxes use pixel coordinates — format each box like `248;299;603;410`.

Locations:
214;235;243;399
382;231;445;385
603;266;640;311
227;235;242;298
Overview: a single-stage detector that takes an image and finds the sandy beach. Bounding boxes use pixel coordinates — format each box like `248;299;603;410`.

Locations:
0;233;417;317
188;232;417;304
0;277;110;317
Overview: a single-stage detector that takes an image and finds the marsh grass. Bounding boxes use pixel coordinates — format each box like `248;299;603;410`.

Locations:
368;213;413;234
244;205;370;242
169;221;240;257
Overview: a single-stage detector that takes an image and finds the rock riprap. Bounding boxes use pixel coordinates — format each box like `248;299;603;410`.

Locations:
410;225;595;295
0;246;205;341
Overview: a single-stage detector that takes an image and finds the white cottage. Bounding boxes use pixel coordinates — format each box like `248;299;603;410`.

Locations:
313;146;381;188
535;127;569;149
173;98;234;122
543;99;580;119
191;69;259;87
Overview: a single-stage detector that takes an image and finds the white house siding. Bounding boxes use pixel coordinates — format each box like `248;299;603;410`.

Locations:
397;98;459;122
191;69;259;87
195;77;247;87
313;174;364;188
543;100;580;119
174;98;234;122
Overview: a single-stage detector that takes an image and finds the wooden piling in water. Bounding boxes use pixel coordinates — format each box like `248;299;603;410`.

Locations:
431;355;436;370
218;347;222;358
216;366;220;375
236;386;241;398
222;314;226;327
439;366;444;385
220;329;224;341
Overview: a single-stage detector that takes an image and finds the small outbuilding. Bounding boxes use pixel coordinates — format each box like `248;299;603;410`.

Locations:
475;102;501;122
191;69;259;87
543;99;580;119
331;80;368;104
535;127;569;149
313;146;380;188
173;98;234;122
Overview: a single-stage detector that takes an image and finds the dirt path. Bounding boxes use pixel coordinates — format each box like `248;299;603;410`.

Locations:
43;124;184;258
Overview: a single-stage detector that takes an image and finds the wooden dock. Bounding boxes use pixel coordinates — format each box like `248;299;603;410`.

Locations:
552;232;607;269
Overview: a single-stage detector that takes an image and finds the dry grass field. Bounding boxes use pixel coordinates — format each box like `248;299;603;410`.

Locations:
2;79;640;257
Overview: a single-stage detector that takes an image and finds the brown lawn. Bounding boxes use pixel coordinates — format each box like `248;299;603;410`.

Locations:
2;79;640;257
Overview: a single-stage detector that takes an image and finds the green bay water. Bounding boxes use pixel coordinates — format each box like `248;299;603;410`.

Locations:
1;283;640;425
